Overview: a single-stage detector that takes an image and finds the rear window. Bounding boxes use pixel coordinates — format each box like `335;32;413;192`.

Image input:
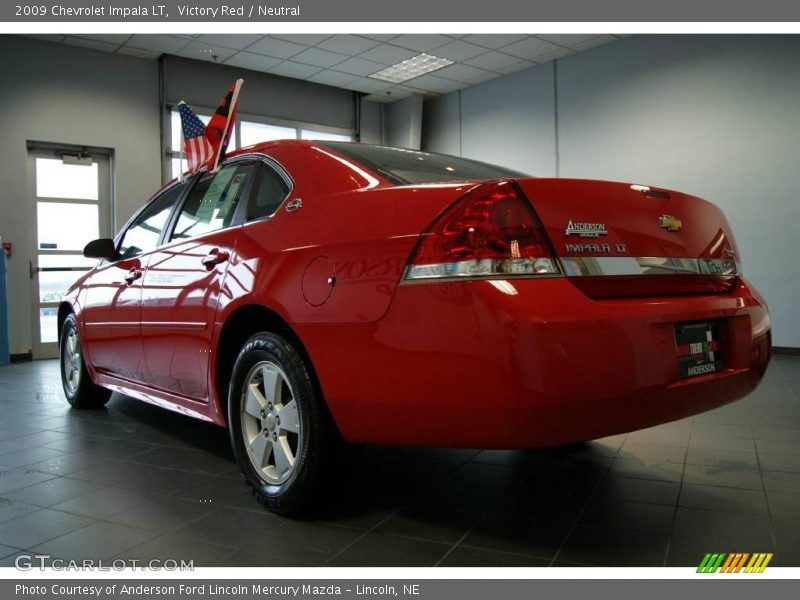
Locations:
320;142;529;185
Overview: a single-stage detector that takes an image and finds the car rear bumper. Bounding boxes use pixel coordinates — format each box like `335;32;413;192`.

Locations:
300;277;770;448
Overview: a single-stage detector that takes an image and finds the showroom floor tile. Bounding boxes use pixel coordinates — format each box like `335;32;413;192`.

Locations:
0;356;798;567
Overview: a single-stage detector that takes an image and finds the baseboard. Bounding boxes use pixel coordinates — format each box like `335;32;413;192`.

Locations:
9;351;32;363
773;346;800;357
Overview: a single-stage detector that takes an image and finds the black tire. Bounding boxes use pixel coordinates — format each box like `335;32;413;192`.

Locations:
228;332;357;515
59;314;112;409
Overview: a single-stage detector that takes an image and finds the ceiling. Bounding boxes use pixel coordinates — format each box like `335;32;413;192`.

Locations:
24;34;623;102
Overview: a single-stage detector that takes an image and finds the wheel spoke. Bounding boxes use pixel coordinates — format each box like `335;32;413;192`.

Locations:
277;400;299;434
249;432;272;468
244;384;266;419
261;366;283;405
272;436;294;475
67;333;76;354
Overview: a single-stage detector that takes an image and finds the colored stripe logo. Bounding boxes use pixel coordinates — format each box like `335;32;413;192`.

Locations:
697;552;773;573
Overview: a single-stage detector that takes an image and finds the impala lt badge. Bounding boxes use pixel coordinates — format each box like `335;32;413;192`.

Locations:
564;220;608;238
659;214;682;232
286;198;303;212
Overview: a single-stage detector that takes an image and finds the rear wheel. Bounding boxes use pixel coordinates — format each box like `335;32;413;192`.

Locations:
228;332;355;515
60;314;111;409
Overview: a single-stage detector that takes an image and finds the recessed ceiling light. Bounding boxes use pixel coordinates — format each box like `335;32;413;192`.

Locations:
369;53;454;84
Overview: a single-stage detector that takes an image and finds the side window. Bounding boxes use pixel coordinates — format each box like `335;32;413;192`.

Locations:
118;183;185;259
247;163;290;221
170;162;256;241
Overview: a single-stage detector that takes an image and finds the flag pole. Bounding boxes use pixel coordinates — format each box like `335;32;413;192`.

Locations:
177;101;186;182
212;78;243;173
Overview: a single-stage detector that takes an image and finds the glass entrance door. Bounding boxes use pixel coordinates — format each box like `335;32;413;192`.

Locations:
29;149;111;359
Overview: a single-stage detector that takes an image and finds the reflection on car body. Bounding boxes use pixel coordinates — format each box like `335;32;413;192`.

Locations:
57;141;770;514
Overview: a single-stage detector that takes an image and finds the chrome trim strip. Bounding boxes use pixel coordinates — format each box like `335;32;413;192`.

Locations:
559;256;738;277
84;321;207;330
226;152;294;190
403;257;560;282
140;321;208;330
401;272;564;285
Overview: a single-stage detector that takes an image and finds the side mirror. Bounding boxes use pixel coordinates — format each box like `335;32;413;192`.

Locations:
83;238;117;261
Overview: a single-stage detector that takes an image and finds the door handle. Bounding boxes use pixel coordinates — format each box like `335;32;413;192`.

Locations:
201;249;230;270
123;268;142;285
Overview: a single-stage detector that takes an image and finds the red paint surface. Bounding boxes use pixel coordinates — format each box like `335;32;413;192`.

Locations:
62;141;771;448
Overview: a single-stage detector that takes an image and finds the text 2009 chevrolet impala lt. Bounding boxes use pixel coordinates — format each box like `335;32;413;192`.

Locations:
58;141;771;514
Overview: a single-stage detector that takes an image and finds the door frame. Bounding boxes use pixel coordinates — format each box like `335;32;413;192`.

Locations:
27;143;113;359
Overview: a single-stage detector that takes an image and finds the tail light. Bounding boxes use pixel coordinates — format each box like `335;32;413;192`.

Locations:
404;180;560;281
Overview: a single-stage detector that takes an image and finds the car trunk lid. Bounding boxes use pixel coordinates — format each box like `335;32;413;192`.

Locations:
514;178;740;297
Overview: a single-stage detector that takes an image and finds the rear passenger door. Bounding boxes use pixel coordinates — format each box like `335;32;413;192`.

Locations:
139;160;258;400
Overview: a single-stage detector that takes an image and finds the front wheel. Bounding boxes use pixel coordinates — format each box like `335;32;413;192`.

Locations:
228;332;356;515
60;314;111;409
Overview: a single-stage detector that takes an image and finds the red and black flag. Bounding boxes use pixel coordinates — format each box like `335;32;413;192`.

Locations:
177;78;243;176
207;78;243;170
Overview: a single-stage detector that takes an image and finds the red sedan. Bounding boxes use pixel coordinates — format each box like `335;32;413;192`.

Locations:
59;141;771;514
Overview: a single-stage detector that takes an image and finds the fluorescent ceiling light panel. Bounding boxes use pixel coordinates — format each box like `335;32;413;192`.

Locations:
369;53;454;83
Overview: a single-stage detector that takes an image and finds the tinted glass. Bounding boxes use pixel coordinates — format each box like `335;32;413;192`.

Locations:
247;164;290;220
320;142;528;185
170;163;255;241
118;183;185;259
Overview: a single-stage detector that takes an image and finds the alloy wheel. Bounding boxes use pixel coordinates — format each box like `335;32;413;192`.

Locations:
240;361;301;485
62;329;82;395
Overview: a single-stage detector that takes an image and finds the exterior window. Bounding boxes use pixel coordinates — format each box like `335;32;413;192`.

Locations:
170;158;183;180
36;158;99;200
166;108;352;181
170;163;256;241
240;121;296;147
118;183;186;259
247;164;290;221
300;129;352;142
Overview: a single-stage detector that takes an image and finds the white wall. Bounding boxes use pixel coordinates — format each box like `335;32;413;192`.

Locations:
462;63;557;175
0;36;161;356
385;95;424;149
422;91;461;155
422;35;800;348
423;64;556;176
359;98;384;144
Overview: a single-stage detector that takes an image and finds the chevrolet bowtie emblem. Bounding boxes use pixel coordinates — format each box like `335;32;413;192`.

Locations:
658;214;682;232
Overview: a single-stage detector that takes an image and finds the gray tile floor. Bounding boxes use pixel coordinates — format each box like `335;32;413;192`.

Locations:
0;357;798;567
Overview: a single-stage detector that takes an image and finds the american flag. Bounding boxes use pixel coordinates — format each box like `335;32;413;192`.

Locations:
178;102;214;173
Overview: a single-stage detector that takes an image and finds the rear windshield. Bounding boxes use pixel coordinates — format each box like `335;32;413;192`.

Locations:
320;142;529;185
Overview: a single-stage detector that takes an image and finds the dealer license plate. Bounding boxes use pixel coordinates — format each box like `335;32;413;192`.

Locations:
674;321;724;379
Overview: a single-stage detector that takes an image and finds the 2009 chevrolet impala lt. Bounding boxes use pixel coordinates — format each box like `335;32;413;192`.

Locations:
58;141;771;514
